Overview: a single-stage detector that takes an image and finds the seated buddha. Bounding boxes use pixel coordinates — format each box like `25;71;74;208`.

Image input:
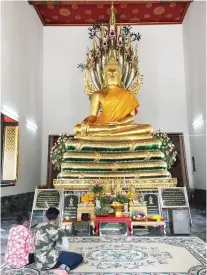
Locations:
74;51;152;141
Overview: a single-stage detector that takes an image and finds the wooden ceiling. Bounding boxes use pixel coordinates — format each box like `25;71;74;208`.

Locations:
29;1;191;26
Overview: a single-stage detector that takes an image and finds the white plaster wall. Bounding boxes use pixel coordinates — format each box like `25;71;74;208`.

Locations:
1;1;43;196
182;1;206;190
41;24;193;187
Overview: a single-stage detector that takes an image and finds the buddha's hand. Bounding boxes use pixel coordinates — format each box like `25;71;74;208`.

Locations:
82;115;96;125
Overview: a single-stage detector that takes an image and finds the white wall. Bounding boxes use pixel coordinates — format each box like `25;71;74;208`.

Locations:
41;25;193;187
183;1;206;190
1;1;43;196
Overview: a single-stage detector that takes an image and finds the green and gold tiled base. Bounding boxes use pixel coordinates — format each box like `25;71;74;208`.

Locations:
55;136;176;190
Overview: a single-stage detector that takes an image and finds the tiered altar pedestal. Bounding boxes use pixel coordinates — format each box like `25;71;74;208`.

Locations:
53;137;177;191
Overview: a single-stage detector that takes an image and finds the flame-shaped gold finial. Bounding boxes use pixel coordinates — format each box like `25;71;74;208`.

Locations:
109;1;116;37
110;2;115;23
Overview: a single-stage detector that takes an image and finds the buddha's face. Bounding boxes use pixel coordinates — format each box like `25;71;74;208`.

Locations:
104;67;121;87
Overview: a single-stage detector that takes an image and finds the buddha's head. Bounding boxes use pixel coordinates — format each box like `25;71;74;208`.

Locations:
104;51;122;88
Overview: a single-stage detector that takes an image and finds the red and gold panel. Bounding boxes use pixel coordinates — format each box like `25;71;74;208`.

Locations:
29;1;191;26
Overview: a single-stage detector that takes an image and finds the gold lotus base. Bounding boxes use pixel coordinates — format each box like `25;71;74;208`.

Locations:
53;177;177;190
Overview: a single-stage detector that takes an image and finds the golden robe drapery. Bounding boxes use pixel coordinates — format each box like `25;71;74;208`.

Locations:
95;87;139;124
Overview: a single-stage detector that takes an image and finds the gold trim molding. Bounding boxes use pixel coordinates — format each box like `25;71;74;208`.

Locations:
58;170;171;178
61;161;167;170
63;150;165;161
75;134;153;141
53;177;177;190
65;138;161;151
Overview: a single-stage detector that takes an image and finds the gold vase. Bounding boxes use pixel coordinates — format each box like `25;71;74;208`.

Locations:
95;192;100;199
128;194;134;204
88;197;95;204
113;204;124;217
88;192;95;204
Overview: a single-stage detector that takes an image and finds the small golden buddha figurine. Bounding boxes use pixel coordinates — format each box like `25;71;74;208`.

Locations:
69;197;74;206
149;195;154;205
74;52;152;141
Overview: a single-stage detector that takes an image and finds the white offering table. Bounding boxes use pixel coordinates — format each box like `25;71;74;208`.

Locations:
131;220;166;235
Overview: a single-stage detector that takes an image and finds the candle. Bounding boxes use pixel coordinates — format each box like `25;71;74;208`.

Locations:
112;179;114;189
96;199;101;208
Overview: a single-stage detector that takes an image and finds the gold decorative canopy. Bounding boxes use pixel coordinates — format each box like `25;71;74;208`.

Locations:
84;3;142;96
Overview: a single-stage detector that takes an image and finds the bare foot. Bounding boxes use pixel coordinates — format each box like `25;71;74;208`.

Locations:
50;268;68;275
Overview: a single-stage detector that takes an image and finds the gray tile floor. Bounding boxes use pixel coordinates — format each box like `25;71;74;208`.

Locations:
1;206;206;267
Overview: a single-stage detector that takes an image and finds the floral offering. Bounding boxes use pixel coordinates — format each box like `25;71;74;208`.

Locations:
116;193;129;204
132;211;146;221
50;133;70;170
91;182;103;194
154;130;178;169
100;195;114;206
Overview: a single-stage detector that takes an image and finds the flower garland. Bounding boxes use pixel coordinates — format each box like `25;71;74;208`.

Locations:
50;133;70;171
115;193;129;204
153;130;178;169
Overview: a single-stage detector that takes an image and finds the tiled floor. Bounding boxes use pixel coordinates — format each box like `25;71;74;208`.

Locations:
1;205;206;267
190;206;206;241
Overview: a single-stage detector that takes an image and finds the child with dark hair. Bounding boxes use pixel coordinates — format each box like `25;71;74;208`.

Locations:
34;207;83;275
5;213;35;268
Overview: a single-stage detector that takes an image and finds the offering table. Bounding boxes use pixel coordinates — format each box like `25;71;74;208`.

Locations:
131;220;166;235
95;216;131;236
62;220;95;235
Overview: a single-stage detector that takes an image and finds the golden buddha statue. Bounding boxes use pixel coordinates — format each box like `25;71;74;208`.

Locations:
74;3;152;142
53;3;177;191
74;52;152;141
